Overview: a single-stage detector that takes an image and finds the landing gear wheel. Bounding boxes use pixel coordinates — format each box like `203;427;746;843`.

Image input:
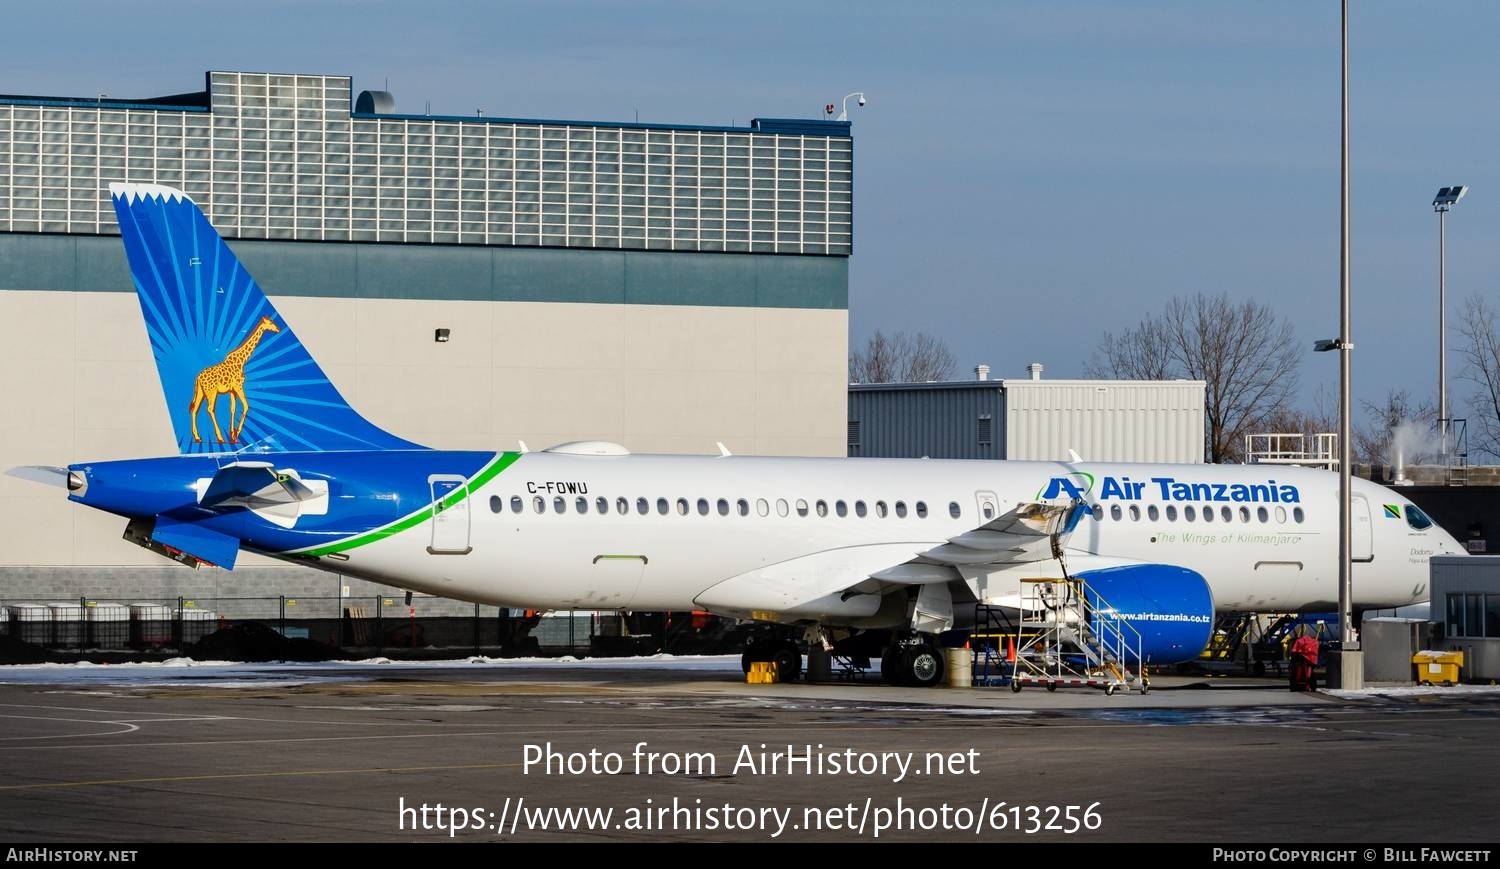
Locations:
772;645;802;683
902;643;945;689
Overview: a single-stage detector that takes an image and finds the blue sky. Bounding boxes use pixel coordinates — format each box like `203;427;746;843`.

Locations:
5;1;1496;420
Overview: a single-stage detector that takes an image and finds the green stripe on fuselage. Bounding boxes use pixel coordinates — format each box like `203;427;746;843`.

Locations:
297;451;521;557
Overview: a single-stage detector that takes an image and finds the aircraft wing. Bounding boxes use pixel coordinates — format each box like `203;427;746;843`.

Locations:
693;500;1087;626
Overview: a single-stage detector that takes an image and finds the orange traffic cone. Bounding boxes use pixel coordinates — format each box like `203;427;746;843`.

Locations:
1006;635;1016;663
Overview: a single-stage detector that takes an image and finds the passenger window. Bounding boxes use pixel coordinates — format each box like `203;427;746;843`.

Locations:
533;496;546;514
876;501;888;518
815;500;828;518
1202;505;1213;523
895;501;908;518
1129;505;1141;521
776;498;789;517
656;497;669;515
1148;505;1160;521
949;501;962;519
1110;504;1122;521
757;498;770;517
1184;505;1196;522
1239;506;1251;523
489;495;502;513
855;500;867;518
836;500;848;517
796;499;809;517
717;498;730;516
554;496;566;513
1220;506;1232;522
1256;506;1269;523
696;498;709;516
1275;506;1287;523
982;503;995;520
1405;504;1434;530
596;496;609;514
1293;506;1305;524
511;495;524;514
637;497;649;515
677;498;690;516
1091;504;1103;521
1165;505;1178;521
576;496;588;514
916;501;928;518
616;496;629;514
737;498;750;516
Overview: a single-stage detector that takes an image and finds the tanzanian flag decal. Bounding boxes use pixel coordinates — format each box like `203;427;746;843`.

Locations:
1383;504;1402;519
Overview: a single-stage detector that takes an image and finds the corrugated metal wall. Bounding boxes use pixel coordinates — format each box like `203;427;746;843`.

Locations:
847;385;1005;459
847;379;1204;463
1001;380;1205;463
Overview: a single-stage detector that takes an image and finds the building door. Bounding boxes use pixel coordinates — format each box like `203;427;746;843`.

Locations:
974;491;1000;523
427;475;472;555
1351;493;1373;562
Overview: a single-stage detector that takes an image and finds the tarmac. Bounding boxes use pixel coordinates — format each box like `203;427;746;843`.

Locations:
0;657;1496;842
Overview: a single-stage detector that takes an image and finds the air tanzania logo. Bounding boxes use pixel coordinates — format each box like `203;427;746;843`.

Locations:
1383;504;1402;519
189;315;280;444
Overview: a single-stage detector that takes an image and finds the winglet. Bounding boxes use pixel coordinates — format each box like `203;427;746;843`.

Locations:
717;442;733;457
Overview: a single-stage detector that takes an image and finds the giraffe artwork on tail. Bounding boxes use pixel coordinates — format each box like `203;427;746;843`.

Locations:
189;315;281;444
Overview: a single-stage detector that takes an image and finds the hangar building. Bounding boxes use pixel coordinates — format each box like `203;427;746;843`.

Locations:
0;70;852;605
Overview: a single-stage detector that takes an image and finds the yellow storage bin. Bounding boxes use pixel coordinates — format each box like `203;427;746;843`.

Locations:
1413;650;1464;686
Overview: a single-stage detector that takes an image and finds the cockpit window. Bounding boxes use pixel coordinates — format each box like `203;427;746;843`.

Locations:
1405;504;1434;531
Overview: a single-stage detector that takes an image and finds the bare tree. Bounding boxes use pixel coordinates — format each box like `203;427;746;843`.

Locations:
849;330;956;383
1458;294;1500;460
1088;293;1300;463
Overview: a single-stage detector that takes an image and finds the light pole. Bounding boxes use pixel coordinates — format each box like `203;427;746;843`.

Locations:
1433;184;1468;466
1337;0;1357;660
837;92;865;122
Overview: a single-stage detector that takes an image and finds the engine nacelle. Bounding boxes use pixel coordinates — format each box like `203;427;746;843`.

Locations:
1074;563;1215;663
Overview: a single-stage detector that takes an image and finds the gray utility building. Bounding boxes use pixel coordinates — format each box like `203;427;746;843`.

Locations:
0;69;852;610
848;364;1207;463
1432;555;1500;683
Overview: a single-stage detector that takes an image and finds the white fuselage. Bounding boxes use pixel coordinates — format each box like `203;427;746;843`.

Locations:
309;453;1462;621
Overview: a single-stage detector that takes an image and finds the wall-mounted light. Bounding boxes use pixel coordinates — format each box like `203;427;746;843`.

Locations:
434;328;451;343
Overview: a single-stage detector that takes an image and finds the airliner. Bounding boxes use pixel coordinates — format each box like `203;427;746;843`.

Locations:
6;184;1465;686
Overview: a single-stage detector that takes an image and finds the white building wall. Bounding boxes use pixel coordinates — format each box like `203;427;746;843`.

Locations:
1000;379;1206;464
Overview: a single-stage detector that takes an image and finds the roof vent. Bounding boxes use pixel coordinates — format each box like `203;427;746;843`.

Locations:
355;90;396;114
974;364;990;382
1026;362;1045;381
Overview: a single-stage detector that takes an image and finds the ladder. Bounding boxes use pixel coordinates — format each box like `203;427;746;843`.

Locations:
1009;577;1148;695
970;603;1023;686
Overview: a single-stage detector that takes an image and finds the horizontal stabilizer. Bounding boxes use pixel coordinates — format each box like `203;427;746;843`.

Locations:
151;515;240;569
5;466;70;487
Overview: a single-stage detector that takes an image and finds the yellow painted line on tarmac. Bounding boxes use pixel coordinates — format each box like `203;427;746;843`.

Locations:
0;760;526;792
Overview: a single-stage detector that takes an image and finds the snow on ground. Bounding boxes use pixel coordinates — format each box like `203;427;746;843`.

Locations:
0;653;744;686
1325;683;1500;698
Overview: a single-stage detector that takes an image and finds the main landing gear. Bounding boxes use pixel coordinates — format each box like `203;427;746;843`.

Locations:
881;634;945;688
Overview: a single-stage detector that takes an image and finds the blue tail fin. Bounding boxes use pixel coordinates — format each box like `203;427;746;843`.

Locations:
109;183;423;454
